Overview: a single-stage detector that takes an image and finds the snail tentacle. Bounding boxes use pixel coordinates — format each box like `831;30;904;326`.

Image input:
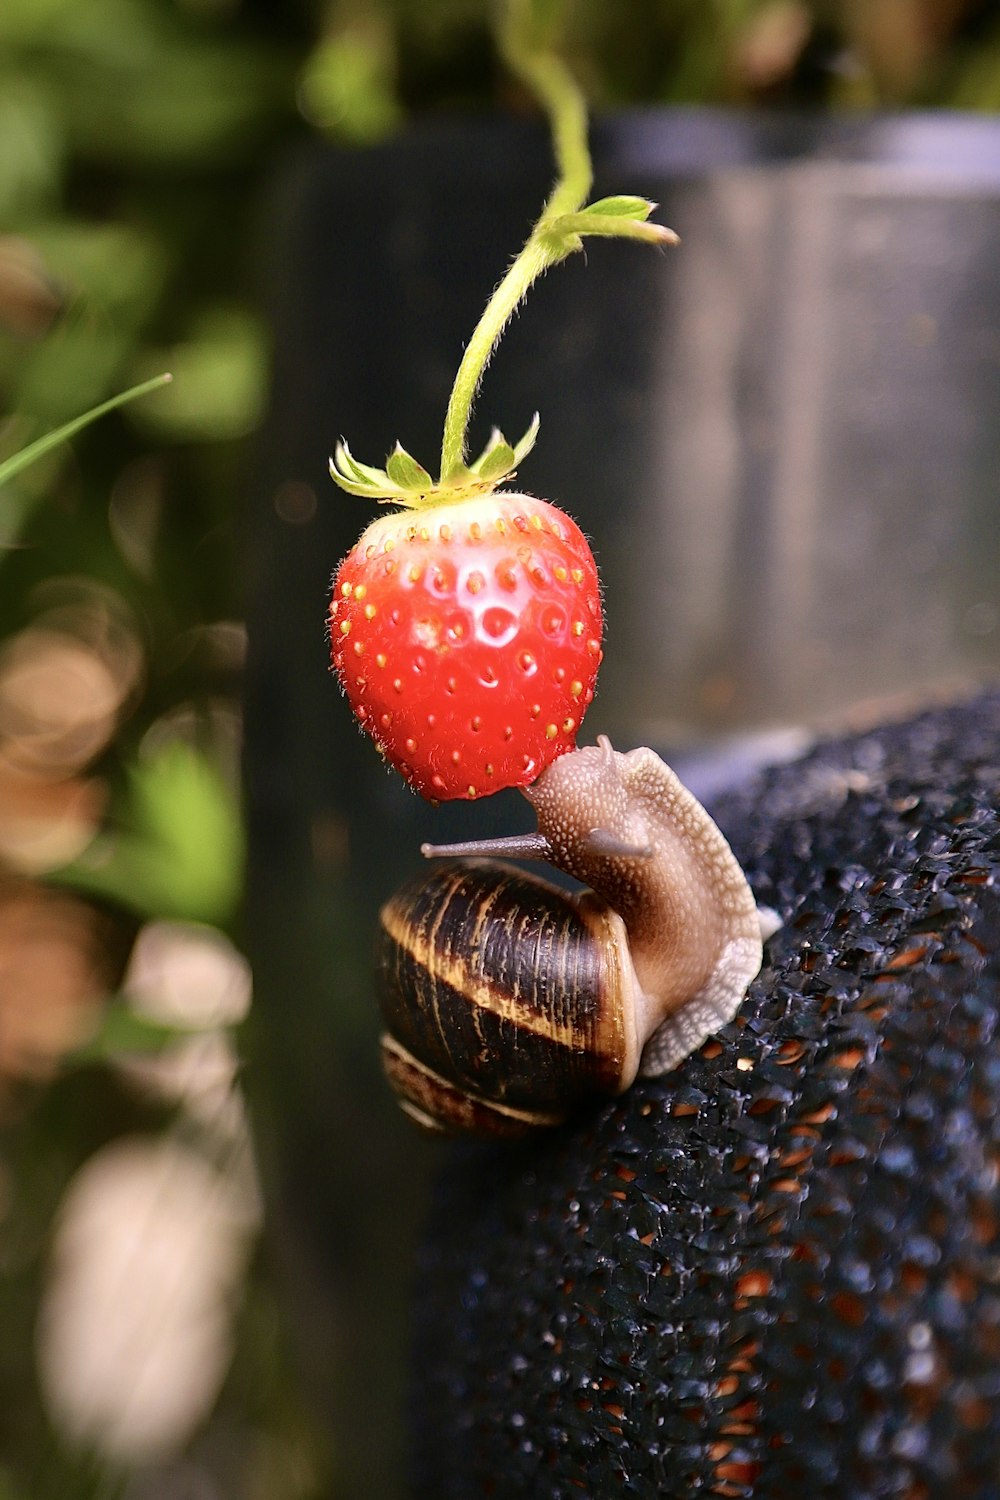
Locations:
421;832;553;862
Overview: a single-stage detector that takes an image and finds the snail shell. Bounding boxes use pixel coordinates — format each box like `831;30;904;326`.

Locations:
376;737;766;1137
379;860;638;1136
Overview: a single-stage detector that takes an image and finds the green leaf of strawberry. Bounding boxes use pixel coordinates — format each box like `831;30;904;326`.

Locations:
329;413;541;509
472;435;516;482
580;194;655;220
329;491;602;801
385;444;433;491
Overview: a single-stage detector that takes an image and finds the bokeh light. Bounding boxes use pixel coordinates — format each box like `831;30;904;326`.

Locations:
120;920;252;1135
0;880;114;1083
36;1136;259;1465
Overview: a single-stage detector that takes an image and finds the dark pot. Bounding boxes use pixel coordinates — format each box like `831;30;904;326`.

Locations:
243;109;1000;1497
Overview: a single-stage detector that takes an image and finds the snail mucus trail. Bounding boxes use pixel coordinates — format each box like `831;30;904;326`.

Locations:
376;736;766;1137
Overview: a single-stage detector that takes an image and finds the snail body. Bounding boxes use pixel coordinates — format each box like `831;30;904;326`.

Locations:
377;737;765;1136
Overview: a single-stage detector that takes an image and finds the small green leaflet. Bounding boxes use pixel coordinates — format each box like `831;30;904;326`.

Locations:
511;411;540;465
385;444;433;490
476;441;517;481
581;195;655;220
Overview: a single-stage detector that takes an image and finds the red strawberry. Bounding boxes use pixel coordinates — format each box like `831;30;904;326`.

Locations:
329;489;602;801
326;182;677;800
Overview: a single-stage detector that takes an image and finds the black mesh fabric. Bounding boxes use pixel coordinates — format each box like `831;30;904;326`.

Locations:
411;690;1000;1498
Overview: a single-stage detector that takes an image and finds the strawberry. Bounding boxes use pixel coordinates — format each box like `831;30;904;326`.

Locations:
328;425;602;801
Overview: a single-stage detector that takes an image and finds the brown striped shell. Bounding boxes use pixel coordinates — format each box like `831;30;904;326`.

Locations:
376;860;641;1136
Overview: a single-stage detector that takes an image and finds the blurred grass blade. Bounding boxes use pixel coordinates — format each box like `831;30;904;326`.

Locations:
0;371;172;487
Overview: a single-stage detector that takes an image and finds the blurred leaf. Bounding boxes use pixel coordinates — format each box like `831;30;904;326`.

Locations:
41;0;293;165
948;22;1000;110
36;0;184;73
504;0;573;54
299;29;403;142
9;319;135;429
3;222;166;424
0;478;35;553
131;309;267;442
0;75;65;221
531;0;573;42
28;221;164;318
66;997;213;1067
56;741;244;925
0;0;77;45
0;236;61;338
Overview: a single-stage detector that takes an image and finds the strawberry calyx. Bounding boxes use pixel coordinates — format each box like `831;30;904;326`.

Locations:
330;413;541;509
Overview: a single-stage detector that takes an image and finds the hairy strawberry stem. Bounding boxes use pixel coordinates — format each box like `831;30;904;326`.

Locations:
329;0;676;509
436;0;675;483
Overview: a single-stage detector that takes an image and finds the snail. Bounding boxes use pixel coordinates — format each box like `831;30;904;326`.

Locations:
377;736;770;1137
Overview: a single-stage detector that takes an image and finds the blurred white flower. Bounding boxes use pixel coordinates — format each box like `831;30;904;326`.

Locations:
37;1135;259;1465
118;923;252;1133
122;1030;248;1138
125;921;251;1030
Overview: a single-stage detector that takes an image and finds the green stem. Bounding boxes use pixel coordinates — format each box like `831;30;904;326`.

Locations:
438;3;591;481
439;239;561;481
502;1;592;218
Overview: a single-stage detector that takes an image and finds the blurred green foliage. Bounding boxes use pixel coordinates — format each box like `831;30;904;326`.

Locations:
2;0;1000;1497
0;0;307;1493
303;0;1000;136
59;739;245;924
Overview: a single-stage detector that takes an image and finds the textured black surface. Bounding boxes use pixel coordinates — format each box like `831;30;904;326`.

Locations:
412;691;1000;1498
